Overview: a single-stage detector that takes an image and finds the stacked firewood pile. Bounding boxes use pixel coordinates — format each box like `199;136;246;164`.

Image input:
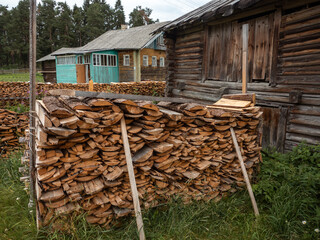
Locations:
35;95;262;227
109;81;165;96
0;109;28;157
0;81;165;107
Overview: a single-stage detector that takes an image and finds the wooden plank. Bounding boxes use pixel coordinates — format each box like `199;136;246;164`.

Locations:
202;25;208;82
56;90;210;105
230;127;259;216
242;23;249;93
276;106;288;152
270;9;281;86
284;4;320;25
120;118;145;240
213;98;251;108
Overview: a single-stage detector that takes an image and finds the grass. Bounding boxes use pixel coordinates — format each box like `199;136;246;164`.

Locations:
0;146;319;240
0;73;44;83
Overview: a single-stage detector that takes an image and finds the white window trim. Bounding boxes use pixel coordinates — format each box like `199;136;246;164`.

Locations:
160;57;165;67
152;56;157;67
143;55;148;66
123;54;130;66
84;55;91;64
56;55;76;65
92;53;117;67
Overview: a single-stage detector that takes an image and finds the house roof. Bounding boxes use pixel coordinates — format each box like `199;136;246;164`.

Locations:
156;0;262;32
37;47;83;62
49;22;169;57
80;22;169;52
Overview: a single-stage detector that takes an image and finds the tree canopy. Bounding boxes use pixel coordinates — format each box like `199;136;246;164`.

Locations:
0;0;158;68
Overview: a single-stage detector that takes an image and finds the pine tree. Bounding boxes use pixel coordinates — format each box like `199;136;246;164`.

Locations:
0;5;10;66
72;5;84;47
56;2;73;48
37;0;57;59
129;6;158;27
113;0;125;29
7;0;30;67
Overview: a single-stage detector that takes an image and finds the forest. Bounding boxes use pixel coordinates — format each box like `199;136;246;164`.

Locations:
0;0;158;68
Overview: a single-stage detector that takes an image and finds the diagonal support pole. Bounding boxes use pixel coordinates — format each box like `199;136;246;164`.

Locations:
120;117;146;240
230;127;259;216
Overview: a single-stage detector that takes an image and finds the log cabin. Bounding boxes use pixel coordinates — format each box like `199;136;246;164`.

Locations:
156;0;320;151
50;22;168;84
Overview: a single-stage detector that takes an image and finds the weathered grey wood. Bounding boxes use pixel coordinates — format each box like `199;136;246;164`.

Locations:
120;118;146;240
271;9;281;86
50;90;210;105
276;107;288;152
242;23;249;93
230;127;259;216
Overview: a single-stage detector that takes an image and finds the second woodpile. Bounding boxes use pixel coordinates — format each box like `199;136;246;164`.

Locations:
35;95;263;228
0;109;28;157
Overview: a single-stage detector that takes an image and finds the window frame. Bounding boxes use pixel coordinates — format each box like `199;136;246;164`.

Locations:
143;55;148;66
56;55;76;65
159;57;165;67
152;56;157;67
84;55;90;64
123;54;130;66
92;53;117;67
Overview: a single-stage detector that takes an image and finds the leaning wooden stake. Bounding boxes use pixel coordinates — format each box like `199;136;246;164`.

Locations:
120;117;146;240
230;127;260;216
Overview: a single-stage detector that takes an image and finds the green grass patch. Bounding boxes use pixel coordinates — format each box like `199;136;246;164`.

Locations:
0;144;319;239
0;73;44;82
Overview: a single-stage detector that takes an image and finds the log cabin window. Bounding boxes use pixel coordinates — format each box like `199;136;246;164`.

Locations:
205;13;275;83
160;57;165;67
93;54;117;67
123;55;130;66
143;55;148;66
152;56;157;67
57;55;76;65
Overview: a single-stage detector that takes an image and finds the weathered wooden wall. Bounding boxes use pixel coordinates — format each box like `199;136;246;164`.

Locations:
118;50;135;82
140;48;166;81
165;1;320;151
41;60;56;83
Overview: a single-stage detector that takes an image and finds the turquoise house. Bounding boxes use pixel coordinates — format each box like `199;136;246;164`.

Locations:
55;49;119;84
52;22;168;84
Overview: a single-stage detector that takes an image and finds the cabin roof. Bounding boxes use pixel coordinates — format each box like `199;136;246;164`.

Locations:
80;22;168;52
37;47;83;62
48;22;169;57
156;0;262;32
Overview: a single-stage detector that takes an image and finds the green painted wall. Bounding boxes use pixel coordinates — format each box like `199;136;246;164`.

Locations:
56;55;78;83
90;50;119;83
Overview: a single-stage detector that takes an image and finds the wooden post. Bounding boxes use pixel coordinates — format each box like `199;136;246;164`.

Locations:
120;118;146;240
89;79;93;92
242;24;249;94
29;0;36;208
230;127;260;216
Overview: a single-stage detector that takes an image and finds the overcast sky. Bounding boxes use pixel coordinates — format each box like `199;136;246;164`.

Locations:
1;0;209;22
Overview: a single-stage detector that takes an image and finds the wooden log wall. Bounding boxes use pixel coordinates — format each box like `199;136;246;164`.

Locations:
277;4;320;151
140;48;166;81
41;60;57;83
118;50;135;82
166;3;320;151
35;95;263;228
